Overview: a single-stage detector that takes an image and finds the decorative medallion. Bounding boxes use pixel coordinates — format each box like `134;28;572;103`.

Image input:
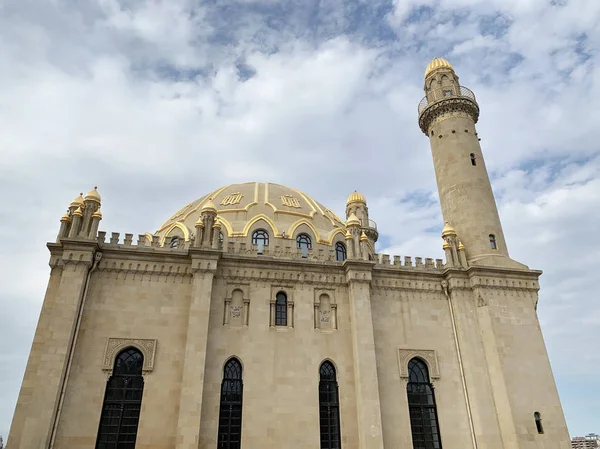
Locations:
220;192;243;206
231;305;243;318
281;195;301;208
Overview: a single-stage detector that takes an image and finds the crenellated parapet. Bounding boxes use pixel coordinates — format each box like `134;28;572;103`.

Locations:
374;253;444;271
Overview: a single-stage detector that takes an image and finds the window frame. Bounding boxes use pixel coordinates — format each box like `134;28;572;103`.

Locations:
319;361;342;449
489;234;497;250
95;348;145;449
296;233;312;250
275;291;288;326
335;242;347;261
217;358;244;449
251;229;269;247
406;357;443;449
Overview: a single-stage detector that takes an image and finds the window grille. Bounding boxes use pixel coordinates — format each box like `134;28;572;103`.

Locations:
319;361;341;449
296;233;312;250
217;358;244;449
95;348;145;449
407;358;442;449
335;242;347;261
252;229;269;247
275;292;287;326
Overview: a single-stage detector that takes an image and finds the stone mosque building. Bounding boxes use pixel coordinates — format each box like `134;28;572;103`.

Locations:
7;59;571;449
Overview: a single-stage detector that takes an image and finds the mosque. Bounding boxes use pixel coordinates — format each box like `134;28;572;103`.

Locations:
7;59;571;449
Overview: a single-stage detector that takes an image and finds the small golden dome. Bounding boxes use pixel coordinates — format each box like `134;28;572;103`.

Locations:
458;240;465;251
73;206;83;217
70;193;84;208
213;220;222;229
360;231;369;242
60;210;71;223
201;198;217;214
345;230;353;239
347;190;366;205
85;186;101;203
442;241;451;250
195;216;204;227
425;58;454;77
441;221;457;237
346;213;361;227
92;207;102;219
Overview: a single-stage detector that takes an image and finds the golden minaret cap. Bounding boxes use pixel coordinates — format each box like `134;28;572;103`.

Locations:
92;207;102;219
360;231;369;242
441;221;457;238
443;241;452;250
60;210;71;222
84;186;101;203
346;213;361;227
73;206;83;217
201;197;217;213
425;58;454;77
213;220;222;229
70;193;84;208
195;216;204;227
458;240;465;251
347;190;367;205
345;230;353;240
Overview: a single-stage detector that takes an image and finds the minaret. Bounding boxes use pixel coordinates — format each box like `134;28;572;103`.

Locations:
418;58;522;268
345;191;378;258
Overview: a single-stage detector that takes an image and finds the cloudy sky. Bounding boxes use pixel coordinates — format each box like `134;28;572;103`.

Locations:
1;0;599;439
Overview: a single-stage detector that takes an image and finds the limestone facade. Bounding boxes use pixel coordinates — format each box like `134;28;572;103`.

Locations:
6;60;571;449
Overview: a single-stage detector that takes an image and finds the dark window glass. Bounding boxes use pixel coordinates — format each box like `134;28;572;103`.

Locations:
407;358;442;449
275;292;287;326
470;153;476;166
252;229;269;247
95;348;144;449
319;361;341;449
534;412;544;434
217;358;243;449
296;233;312;250
218;231;224;249
170;237;179;248
335;242;347;261
489;234;497;250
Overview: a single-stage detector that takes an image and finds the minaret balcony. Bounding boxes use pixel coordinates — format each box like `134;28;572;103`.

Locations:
418;85;480;134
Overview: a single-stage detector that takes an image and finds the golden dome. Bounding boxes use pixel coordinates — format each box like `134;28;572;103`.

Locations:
346;213;360;227
92;207;102;219
201;198;217;214
441;221;457;238
73;206;83;217
458;240;465;251
60;210;71;223
213;220;222;229
345;230;353;239
425;58;454;77
443;241;451;250
195;217;204;228
347;190;366;205
70;193;84;208
156;182;347;242
360;231;369;242
85;186;101;203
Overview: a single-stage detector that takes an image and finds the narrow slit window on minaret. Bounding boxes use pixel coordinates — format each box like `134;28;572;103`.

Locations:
470;153;476;166
489;234;497;250
534;412;544;434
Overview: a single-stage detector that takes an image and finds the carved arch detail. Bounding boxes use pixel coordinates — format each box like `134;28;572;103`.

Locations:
397;349;440;379
102;338;157;373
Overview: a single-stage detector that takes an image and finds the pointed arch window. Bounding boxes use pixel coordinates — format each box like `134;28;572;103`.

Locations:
217;358;243;449
534;412;544;434
296;233;312;250
170;236;179;248
489;234;497;250
319;361;341;449
275;291;287;326
407;358;442;449
335;242;347;261
95;348;145;449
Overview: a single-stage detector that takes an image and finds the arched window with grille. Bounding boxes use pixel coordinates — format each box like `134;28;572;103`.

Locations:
319;361;341;449
296;233;312;250
170;236;179;248
335;242;346;261
217;358;244;449
275;291;287;326
407;358;442;449
252;229;269;247
95;348;145;449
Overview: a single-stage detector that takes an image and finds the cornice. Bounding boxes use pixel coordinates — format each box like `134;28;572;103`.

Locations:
419;97;479;134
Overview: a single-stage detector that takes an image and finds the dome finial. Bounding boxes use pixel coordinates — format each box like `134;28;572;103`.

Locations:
85;186;101;203
425;58;454;77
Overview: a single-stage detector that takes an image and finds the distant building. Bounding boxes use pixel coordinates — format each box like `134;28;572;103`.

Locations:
572;434;600;449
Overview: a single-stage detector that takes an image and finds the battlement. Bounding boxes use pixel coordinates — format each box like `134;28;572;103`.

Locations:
374;253;445;271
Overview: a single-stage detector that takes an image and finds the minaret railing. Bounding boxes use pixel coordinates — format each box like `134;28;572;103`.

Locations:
418;86;477;115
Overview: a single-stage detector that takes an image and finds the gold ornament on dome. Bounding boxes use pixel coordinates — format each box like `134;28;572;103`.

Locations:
280;195;301;208
220;192;243;206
